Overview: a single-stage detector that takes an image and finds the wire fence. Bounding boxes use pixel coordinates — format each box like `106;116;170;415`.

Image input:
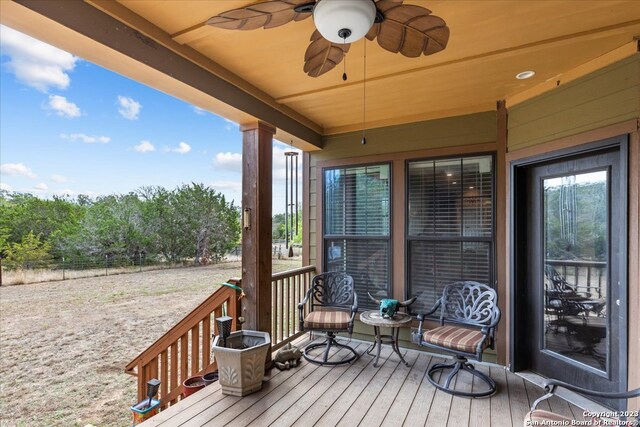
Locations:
0;243;303;286
0;253;208;286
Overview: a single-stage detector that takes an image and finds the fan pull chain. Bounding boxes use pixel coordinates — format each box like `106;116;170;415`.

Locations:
361;40;367;145
342;34;348;81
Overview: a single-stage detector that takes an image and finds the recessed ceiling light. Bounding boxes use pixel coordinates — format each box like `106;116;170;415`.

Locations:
469;186;474;189
446;173;452;177
452;182;457;184
516;70;536;80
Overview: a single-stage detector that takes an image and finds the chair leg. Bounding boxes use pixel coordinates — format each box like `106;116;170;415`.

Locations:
427;355;496;398
303;332;359;366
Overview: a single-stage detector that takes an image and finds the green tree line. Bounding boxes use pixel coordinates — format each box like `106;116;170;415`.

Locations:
272;208;302;245
0;183;240;270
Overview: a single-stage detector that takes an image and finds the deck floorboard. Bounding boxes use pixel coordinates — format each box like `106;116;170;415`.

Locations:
140;336;609;427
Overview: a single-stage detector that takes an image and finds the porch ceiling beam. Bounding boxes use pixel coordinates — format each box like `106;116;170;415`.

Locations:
10;0;323;149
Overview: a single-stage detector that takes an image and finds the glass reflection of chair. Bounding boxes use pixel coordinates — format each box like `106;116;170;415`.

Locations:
544;265;607;369
544;265;605;330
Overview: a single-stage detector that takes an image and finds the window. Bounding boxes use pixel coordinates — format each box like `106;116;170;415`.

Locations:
407;155;495;314
324;164;391;309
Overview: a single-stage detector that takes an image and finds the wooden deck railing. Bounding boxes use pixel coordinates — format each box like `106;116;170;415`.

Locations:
125;266;316;408
124;279;242;409
271;265;316;351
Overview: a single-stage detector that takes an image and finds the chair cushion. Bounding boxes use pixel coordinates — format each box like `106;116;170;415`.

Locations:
523;410;572;426
304;311;350;330
423;325;488;354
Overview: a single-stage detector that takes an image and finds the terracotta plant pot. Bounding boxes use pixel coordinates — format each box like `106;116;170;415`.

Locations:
203;371;219;386
182;376;205;397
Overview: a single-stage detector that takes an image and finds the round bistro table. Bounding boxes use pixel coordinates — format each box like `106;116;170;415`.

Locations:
360;310;412;368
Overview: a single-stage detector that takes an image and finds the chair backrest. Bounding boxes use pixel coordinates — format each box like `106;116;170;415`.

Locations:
310;272;355;311
438;281;500;328
544;264;577;294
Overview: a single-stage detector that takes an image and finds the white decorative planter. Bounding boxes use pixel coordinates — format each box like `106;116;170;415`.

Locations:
212;330;271;396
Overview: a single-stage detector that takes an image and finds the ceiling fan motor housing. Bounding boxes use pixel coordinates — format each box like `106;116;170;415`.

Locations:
313;0;377;44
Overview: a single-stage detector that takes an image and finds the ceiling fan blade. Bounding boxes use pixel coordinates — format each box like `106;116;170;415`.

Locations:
369;1;449;57
207;0;312;31
303;30;350;78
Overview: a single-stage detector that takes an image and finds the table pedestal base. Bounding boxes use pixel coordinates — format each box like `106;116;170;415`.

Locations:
366;326;409;368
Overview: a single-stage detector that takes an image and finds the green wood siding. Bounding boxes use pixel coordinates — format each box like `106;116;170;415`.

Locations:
508;55;640;151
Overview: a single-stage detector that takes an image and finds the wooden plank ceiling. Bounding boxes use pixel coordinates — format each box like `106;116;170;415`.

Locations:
8;1;640;138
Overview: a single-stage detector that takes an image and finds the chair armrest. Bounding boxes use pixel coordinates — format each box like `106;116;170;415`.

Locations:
298;287;314;331
531;379;640;412
298;286;313;310
349;292;359;323
416;298;442;335
543;379;640;400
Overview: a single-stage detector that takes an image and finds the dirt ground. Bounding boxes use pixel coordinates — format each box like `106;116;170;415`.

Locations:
0;258;301;427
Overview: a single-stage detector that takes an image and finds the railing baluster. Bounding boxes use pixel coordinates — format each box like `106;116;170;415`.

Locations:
289;275;294;337
272;279;277;343
170;342;178;405
191;324;199;376
148;356;158;387
161;349;168;402
137;360;146;403
203;314;211;369
293;274;298;334
180;332;188;385
285;276;290;339
279;278;284;343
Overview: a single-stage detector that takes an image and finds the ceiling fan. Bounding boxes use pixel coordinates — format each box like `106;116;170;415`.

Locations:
207;0;450;78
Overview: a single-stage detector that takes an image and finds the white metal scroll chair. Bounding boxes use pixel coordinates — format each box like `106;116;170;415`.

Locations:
298;272;359;366
415;281;501;397
524;379;640;426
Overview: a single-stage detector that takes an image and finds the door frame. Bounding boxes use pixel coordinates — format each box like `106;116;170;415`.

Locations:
509;135;628;387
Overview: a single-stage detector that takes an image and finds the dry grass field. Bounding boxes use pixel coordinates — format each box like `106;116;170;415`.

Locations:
0;258;301;427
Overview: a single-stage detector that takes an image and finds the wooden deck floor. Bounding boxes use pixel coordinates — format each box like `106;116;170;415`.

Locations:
141;336;585;427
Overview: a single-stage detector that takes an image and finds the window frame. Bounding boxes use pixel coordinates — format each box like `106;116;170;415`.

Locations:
404;152;497;312
322;162;393;307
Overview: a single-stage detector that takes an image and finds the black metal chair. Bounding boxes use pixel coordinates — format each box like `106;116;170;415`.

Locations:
524;379;640;426
415;281;501;397
298;272;359;366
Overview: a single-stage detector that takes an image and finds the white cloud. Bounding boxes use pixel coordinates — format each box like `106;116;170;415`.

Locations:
134;140;155;153
172;142;191;154
213;152;242;171
272;144;302;180
50;174;68;183
223;118;238;131
35;182;48;191
117;95;141;120
47;95;81;118
0;25;78;92
0;182;12;191
192;106;207;115
1;162;37;179
211;180;242;192
60;133;110;144
210;180;242;205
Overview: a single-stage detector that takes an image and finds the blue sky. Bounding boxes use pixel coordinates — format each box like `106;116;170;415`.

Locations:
0;25;300;214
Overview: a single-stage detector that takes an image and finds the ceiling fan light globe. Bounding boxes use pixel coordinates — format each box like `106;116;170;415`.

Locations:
313;0;376;44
